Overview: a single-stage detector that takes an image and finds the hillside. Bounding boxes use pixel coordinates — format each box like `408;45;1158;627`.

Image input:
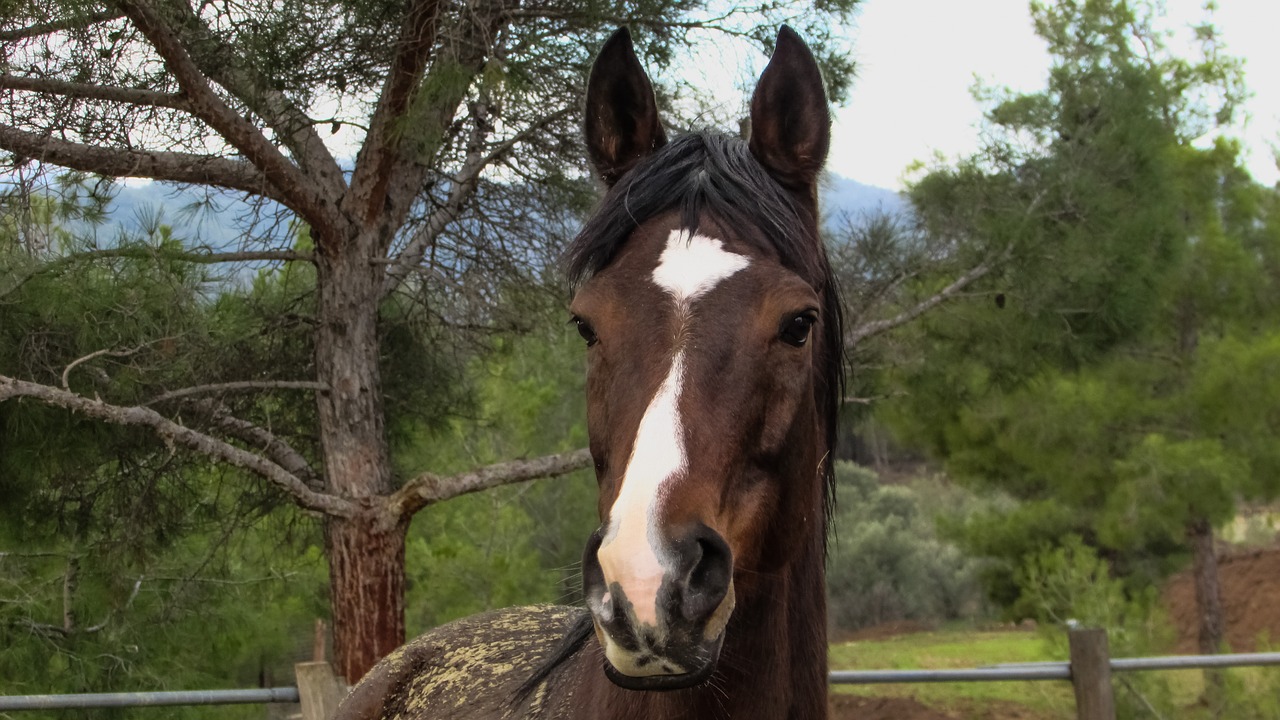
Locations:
88;173;903;251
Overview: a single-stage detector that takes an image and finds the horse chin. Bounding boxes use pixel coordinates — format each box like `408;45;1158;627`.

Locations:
601;633;725;692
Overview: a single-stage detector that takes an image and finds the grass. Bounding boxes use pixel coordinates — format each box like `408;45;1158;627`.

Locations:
828;626;1073;718
829;627;1280;719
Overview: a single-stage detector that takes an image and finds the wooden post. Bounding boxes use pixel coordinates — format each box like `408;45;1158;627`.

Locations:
1069;628;1116;720
314;618;328;662
296;661;345;720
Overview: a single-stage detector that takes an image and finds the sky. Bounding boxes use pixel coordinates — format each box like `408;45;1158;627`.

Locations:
830;0;1280;190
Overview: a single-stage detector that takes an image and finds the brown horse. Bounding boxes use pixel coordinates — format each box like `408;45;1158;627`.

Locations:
336;25;842;720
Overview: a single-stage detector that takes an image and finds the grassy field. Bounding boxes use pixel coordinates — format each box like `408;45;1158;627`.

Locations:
829;627;1280;720
828;627;1073;718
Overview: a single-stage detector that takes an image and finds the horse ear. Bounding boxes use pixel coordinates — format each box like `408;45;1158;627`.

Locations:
748;26;830;191
585;27;668;187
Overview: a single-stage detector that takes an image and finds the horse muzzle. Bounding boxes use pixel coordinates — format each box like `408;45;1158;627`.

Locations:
582;524;736;691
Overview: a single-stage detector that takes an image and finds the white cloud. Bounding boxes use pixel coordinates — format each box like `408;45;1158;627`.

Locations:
829;0;1280;190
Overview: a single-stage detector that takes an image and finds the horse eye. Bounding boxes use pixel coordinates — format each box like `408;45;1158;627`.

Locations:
572;316;599;346
779;312;816;347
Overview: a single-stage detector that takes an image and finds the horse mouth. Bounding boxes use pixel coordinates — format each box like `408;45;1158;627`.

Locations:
602;648;719;691
599;631;725;692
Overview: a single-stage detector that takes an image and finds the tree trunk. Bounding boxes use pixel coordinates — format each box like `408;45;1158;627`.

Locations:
1189;517;1225;654
1189;516;1225;716
314;228;404;682
326;513;407;683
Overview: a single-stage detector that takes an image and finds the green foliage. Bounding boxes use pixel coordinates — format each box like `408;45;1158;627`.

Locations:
1017;537;1177;719
396;323;598;632
1017;536;1167;648
1;224;597;703
1191;331;1280;486
0;510;328;719
891;0;1247;440
881;0;1280;614
826;463;990;632
1015;538;1280;720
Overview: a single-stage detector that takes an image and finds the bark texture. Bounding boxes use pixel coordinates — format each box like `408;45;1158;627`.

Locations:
1189;516;1225;654
327;514;409;684
1189;516;1226;715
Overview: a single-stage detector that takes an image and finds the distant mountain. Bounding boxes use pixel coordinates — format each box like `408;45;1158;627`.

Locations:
820;174;909;230
82;183;287;250
93;174;905;249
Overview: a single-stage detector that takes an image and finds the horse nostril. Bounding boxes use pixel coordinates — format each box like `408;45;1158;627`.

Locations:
582;527;607;607
681;527;732;623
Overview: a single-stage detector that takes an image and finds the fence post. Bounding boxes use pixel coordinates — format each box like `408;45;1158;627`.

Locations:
295;661;344;720
1069;628;1116;720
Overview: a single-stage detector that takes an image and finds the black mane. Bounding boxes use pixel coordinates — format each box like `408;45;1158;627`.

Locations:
568;132;823;290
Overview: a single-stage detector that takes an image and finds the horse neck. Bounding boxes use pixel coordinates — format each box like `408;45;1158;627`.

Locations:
718;520;829;720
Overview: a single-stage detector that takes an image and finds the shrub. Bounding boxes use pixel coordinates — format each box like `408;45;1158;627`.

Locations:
826;462;988;633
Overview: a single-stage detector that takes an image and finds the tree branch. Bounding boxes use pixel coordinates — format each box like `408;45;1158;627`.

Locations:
152;0;346;200
846;190;1049;349
845;254;1000;349
62;344;152;390
388;448;593;519
0;73;191;111
117;0;334;226
346;0;446;225
345;0;509;237
0;9;125;42
182;399;323;492
82;576;143;634
0;375;353;518
379;108;570;298
147;380;326;405
59;248;311;264
0;122;279;198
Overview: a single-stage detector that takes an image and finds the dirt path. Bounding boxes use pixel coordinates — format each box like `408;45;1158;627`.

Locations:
829;695;1053;720
1164;547;1280;652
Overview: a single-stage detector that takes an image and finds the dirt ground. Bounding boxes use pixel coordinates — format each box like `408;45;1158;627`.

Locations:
828;695;1048;720
1163;546;1280;652
827;547;1280;718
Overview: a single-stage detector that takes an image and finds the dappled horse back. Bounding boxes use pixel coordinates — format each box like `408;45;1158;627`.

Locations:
336;605;587;720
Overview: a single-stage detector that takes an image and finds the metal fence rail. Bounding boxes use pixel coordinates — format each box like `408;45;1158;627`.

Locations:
2;640;1279;719
828;650;1280;684
0;687;300;711
831;666;1072;683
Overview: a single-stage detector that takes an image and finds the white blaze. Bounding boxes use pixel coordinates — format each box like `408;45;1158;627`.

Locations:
596;229;749;630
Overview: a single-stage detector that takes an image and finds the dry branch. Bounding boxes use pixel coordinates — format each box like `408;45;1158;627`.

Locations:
184;399;323;491
117;0;333;225
63;248;312;264
148;380;327;405
845;189;1047;349
346;0;446;225
153;1;345;196
0;74;191;111
0;10;125;42
0;122;278;197
62;345;151;390
845;255;1000;349
0;375;353;518
388;448;593;519
380;109;571;298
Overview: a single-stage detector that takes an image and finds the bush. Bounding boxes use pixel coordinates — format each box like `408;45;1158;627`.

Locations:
826;462;988;633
